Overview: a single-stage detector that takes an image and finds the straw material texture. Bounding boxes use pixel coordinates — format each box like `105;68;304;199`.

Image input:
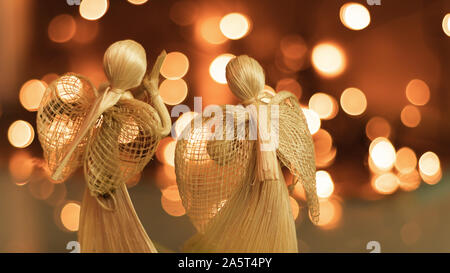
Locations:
175;55;318;252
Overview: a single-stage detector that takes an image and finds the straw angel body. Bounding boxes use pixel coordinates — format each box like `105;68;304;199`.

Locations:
36;40;171;252
175;55;319;252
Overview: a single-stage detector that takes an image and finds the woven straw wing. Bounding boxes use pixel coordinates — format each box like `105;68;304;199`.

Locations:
175;105;255;232
84;98;162;196
37;73;97;182
272;91;319;222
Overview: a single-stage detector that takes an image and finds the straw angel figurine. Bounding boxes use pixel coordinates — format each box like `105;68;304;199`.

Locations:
36;40;171;252
175;55;319;252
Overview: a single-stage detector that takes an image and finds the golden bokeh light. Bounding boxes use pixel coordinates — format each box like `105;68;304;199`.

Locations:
220;13;251;40
174;111;199;139
315;170;334;199
19;80;47;112
290;197;300;220
48;14;76;43
159;79;188;105
8;120;35;148
155;165;177;190
79;0;109;21
302;108;321;135
400;105;421;128
418;152;440;177
275;78;302;98
369;137;396;171
209;54;235;84
314;199;342;229
398;170;421;192
372;173;399;195
127;0;148;5
395;147;417;174
365;117;391;141
339;3;371;30
60;202;80;232
406;79;430;106
9;151;34;185
340;87;367;116
162;185;182;202
442;14;450;36
316;147;337;168
160;52;189;80
308;92;338;120
420;168;442;185
313;129;333;157
157;138;177;167
199;16;227;44
161;195;186;217
73;18;99;44
41;73;59;84
29;179;55;201
170;0;198;26
311;43;346;77
280;35;307;61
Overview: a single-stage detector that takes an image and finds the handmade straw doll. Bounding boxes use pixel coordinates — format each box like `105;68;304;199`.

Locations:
36;40;171;252
175;55;319;253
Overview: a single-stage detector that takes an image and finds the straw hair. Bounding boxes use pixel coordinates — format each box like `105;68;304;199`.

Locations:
103;40;147;91
36;40;170;252
175;55;318;252
226;55;265;102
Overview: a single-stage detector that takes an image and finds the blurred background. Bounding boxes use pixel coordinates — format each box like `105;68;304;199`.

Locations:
0;0;449;252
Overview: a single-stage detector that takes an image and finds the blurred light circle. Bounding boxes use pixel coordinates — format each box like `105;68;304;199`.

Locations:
8;120;35;148
406;79;430;106
170;0;198;26
157;138;177;167
418;151;440;177
369;137;396;171
199;16;227;44
19;79;47;112
400;105;421;128
73;18;99;44
290;197;300;220
41;73;59;84
280;35;307;60
162;185;181;202
275;78;302;98
372;173;399;195
311;43;346;77
421;168;442;185
127;0;148;5
302;108;321;135
160;52;189;80
314;199;342;229
220;13;250;40
339;3;371;30
48;14;76;43
309;92;338;120
159;79;188;105
313;129;333;157
442;14;450;36
340;87;367;116
365;116;391;141
9;151;34;184
161;195;186;217
209;54;235;84
60;202;80;232
398;170;421;192
315;170;334;199
79;0;108;21
395;147;417;174
316;147;337;169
